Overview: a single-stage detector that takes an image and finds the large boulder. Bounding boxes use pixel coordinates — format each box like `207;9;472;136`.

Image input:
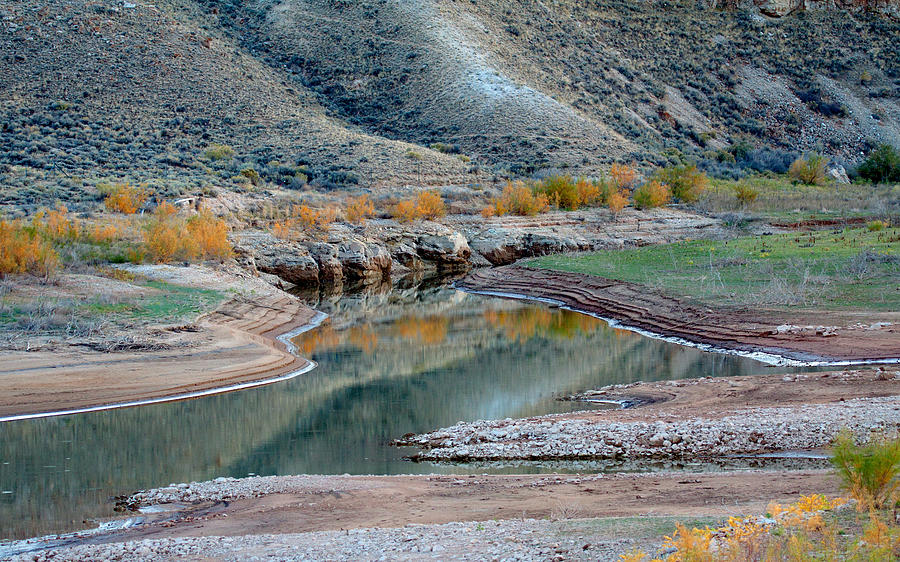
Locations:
311;243;343;282
233;233;319;285
469;229;525;266
338;240;391;281
416;232;471;268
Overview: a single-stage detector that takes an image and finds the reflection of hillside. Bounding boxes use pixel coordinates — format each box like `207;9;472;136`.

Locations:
0;290;772;539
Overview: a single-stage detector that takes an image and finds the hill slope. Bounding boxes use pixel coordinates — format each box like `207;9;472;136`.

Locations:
1;0;898;205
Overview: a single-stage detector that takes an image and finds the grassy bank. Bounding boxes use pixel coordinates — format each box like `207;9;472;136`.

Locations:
699;175;900;222
0;276;225;347
529;226;899;311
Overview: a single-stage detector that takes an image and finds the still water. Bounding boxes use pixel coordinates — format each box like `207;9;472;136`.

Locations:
1;284;782;539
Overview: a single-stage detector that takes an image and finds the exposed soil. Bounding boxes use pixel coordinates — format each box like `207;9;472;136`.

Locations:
458;266;900;363
4;469;837;560
0;266;317;420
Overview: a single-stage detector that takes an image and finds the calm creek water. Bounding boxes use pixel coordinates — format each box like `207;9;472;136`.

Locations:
1;283;796;539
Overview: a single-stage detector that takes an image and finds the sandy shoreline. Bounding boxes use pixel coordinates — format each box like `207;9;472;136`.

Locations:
0;266;321;420
458;266;900;364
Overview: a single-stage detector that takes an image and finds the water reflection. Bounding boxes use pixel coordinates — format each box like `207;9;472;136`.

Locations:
1;285;779;539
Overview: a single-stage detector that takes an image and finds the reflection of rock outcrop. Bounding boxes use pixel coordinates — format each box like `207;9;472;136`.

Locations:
0;289;770;539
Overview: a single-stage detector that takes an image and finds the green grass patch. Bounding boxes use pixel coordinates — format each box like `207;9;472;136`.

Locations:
528;227;900;311
0;280;225;337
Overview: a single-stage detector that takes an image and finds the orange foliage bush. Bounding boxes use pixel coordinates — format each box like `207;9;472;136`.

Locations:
415;191;446;220
483;181;550;217
393;199;420;223
0;219;59;278
272;205;336;239
345;195;375;224
143;202;183;263
187;210;232;260
632;180;671;210
610;163;636;189
393;191;446;223
88;223;120;244
104;183;148;214
575;177;608;207
608;188;629;218
35;204;80;242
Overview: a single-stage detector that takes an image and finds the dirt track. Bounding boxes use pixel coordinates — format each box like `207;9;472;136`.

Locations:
0;268;317;420
459;266;900;363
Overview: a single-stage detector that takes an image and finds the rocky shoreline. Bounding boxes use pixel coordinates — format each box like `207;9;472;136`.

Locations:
394;395;900;462
235;208;723;289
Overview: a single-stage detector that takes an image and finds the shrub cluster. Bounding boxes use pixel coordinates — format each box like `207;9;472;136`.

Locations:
789;154;827;185
632;180;671;210
393;191;446;223
857;144;900;184
143;203;233;262
482;181;550;217
345;195;375;224
0;219;59;278
102;183;148;215
272;204;337;239
652;164;708;202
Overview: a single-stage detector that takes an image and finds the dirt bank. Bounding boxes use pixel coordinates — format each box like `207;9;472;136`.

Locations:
4;470;838;560
458;266;900;364
0;266;319;420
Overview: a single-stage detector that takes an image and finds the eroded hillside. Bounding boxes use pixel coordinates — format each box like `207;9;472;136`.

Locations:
1;0;898;203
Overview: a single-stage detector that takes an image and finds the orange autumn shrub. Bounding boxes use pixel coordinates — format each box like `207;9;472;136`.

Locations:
142;202;183;263
610;163;636;189
393;199;420;223
0;219;59;278
608;188;629;219
415;190;446;220
187;209;232;260
483;181;550;217
34;204;80;242
272;205;336;239
88;222;120;244
104;183;148;214
345;195;375;224
632;180;671;210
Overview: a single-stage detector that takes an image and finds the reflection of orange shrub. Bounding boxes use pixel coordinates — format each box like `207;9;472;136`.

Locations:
104;183;148;214
393;315;448;345
295;324;342;355
0;219;59;278
483;307;600;342
294;323;378;355
347;325;378;353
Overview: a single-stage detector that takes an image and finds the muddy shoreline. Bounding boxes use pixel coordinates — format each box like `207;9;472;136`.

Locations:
458;266;900;364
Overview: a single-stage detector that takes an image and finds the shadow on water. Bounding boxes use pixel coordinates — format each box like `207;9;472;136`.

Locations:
1;279;799;539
